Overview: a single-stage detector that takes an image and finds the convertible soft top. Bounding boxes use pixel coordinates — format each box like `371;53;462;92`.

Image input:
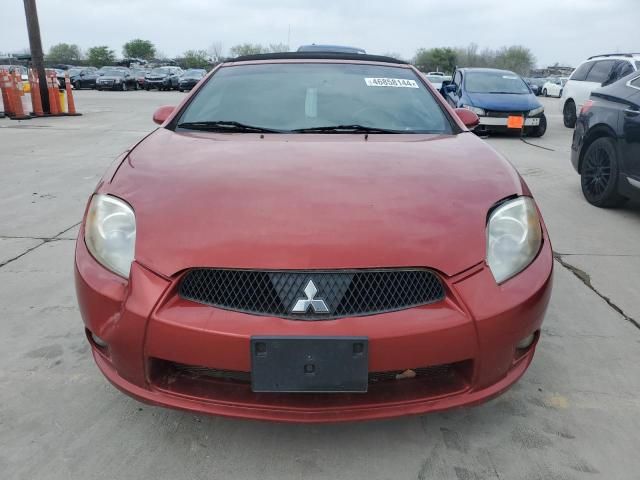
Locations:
226;52;408;65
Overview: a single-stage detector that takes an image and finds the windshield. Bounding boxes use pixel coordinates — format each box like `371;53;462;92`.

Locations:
178;63;452;133
151;67;171;75
465;71;530;94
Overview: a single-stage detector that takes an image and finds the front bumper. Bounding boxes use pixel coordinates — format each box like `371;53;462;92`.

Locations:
478;116;541;127
96;82;122;90
75;231;553;423
144;79;166;88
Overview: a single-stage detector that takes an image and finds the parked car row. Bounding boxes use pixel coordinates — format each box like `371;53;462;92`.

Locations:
421;52;640;208
54;65;208;92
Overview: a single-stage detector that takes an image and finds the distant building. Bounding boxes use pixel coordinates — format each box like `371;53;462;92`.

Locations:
530;65;574;78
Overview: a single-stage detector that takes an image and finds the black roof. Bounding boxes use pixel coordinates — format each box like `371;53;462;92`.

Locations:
225;52;407;65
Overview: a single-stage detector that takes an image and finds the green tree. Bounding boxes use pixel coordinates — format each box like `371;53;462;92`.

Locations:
86;46;116;67
413;47;457;73
122;39;156;60
267;43;289;53
208;42;225;63
494;46;536;75
229;43;266;57
47;43;82;63
182;50;210;69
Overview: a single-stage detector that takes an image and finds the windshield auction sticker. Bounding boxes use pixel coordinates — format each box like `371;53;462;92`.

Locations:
364;78;419;88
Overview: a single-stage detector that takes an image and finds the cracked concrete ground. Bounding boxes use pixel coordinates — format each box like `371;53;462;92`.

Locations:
0;92;639;480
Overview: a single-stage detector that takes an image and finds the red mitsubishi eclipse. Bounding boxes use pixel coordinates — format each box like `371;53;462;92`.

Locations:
75;52;553;423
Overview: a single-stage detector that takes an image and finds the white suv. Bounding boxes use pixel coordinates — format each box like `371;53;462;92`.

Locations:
562;53;640;128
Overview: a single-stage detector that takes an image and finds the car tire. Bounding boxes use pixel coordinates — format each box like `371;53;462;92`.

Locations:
528;114;547;138
563;100;577;128
121;82;127;91
73;81;81;90
580;137;626;208
558;89;563;98
542;88;547;97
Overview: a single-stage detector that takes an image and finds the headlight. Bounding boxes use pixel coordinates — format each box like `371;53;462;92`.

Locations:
486;197;542;284
84;194;136;278
529;106;544;116
462;105;485;116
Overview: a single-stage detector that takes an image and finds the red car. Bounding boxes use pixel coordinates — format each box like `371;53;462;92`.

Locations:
75;52;553;423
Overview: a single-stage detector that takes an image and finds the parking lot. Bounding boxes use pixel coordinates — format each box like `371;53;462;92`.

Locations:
1;92;639;479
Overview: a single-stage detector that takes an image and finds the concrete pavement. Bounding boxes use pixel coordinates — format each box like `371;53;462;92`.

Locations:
0;93;638;480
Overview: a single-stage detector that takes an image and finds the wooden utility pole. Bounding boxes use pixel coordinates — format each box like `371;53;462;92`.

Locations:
23;0;49;112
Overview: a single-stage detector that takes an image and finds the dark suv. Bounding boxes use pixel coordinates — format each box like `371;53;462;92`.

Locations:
571;71;640;206
144;66;183;91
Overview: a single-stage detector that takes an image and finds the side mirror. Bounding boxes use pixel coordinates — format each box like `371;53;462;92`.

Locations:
80;73;85;77
152;105;175;125
453;108;480;129
444;84;457;94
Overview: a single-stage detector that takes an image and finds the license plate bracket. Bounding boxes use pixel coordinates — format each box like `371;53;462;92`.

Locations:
251;336;368;393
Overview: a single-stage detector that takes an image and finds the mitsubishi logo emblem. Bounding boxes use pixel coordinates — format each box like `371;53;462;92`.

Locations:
292;280;329;314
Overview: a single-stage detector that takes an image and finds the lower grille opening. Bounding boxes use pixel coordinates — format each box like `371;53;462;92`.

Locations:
152;360;468;386
149;358;473;405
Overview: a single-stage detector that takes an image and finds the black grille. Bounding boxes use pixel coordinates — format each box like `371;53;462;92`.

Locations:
485;110;527;118
179;269;445;319
156;360;462;386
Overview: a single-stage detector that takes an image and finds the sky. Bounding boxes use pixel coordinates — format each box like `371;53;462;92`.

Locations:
2;0;639;67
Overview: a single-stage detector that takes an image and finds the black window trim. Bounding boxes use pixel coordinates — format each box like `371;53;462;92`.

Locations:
571;61;596;82
585;59;617;83
627;73;640;90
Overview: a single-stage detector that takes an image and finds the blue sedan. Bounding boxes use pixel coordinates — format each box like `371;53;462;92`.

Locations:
442;68;546;137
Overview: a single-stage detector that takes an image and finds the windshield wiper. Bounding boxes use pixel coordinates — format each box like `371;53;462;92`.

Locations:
291;124;405;134
176;121;283;133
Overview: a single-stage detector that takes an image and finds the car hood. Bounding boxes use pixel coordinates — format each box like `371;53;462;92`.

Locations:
146;73;168;79
466;92;540;112
105;128;526;277
98;75;123;81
